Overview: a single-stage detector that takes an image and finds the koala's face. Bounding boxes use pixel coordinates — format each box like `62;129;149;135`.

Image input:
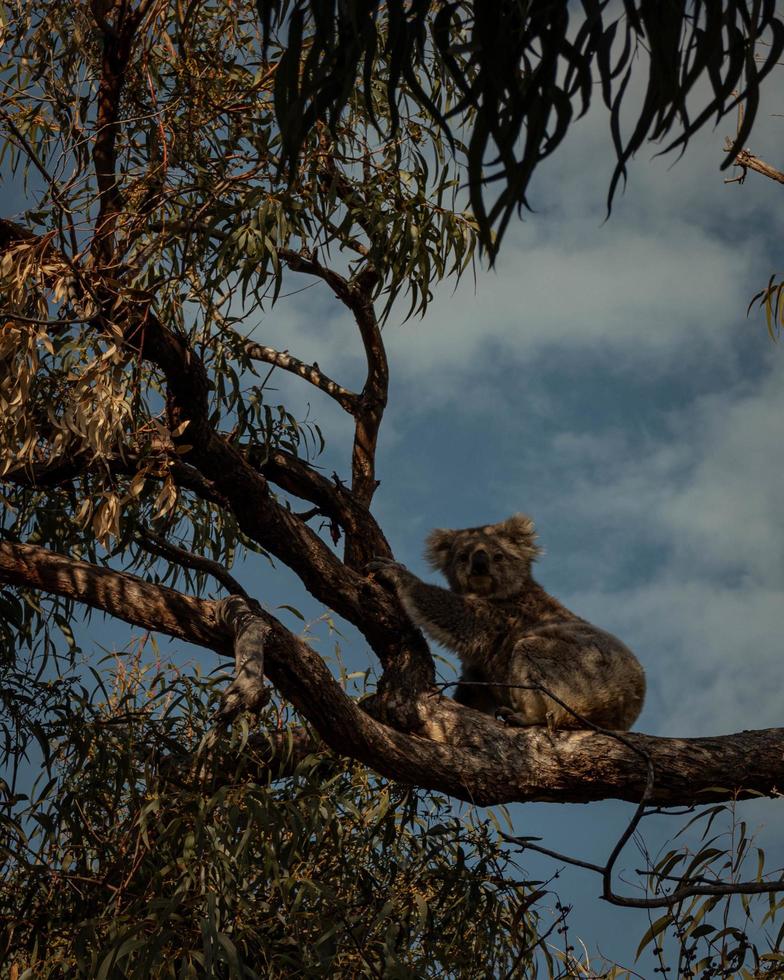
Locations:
425;514;541;599
447;532;519;596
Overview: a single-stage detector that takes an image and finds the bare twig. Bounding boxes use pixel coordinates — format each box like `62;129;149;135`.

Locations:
724;140;784;186
244;342;359;412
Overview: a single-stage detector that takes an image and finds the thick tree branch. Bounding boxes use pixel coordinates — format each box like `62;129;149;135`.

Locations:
91;0;145;262
0;538;228;653
214;595;271;717
227;617;784;808
404;697;784;808
344;269;387;527
92;298;411;661
2;538;784;810
0;268;404;662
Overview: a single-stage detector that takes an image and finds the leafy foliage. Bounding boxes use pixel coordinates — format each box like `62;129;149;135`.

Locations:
635;805;784;977
0;0;476;581
260;0;784;253
1;655;548;978
750;273;784;341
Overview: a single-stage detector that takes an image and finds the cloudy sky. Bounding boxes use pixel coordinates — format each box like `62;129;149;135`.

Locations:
242;72;784;968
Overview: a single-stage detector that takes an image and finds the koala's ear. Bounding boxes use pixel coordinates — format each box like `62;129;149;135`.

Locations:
499;513;542;560
425;528;456;571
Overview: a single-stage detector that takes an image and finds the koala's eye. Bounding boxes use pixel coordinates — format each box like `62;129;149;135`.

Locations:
494;552;505;561
457;552;469;563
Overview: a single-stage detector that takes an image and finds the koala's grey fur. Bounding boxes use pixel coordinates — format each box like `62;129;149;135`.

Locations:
370;514;645;731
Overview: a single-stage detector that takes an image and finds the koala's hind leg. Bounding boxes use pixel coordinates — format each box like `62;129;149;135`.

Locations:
453;666;497;714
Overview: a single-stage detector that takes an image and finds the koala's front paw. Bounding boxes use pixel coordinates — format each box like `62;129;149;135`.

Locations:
365;556;407;584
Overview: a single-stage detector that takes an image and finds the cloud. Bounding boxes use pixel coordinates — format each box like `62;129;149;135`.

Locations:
549;355;784;737
384;219;758;381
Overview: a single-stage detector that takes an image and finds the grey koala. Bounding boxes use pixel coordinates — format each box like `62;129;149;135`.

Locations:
369;514;645;730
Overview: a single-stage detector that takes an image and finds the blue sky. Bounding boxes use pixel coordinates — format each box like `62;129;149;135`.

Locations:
4;52;784;972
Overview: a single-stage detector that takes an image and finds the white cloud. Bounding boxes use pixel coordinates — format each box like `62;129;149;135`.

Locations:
556;358;784;580
384;219;757;380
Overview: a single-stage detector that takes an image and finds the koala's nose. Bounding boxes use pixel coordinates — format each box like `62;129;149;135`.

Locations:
471;550;490;574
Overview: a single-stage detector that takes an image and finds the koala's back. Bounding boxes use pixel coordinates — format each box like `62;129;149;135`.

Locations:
488;621;645;730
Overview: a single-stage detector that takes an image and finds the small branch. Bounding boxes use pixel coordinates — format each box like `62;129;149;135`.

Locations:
246;446;392;558
271;249;389;519
277;246;353;298
503;836;604;875
724;141;784;186
136;527;249;598
244;342;359;412
1;449;230;517
0;109;79;256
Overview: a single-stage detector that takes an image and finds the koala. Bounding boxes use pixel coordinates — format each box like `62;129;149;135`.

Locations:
369;514;645;731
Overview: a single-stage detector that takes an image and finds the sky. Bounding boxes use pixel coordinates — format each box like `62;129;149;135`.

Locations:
4;44;784;975
236;74;784;970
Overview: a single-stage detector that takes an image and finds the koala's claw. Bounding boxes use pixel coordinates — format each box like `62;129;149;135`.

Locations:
496;706;530;728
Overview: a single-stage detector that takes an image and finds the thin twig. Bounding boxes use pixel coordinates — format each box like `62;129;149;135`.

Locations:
136;527;248;598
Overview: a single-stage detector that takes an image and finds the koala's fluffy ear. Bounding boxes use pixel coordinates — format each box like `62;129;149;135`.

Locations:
425;528;456;571
498;513;542;560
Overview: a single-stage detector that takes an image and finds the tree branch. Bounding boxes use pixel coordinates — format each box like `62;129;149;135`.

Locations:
91;0;144;262
98;300;410;661
247;446;392;558
2;538;784;811
344;267;387;545
0;538;228;653
0;269;405;663
136;527;249;598
725;141;784;185
243;342;359;412
274;243;389;550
